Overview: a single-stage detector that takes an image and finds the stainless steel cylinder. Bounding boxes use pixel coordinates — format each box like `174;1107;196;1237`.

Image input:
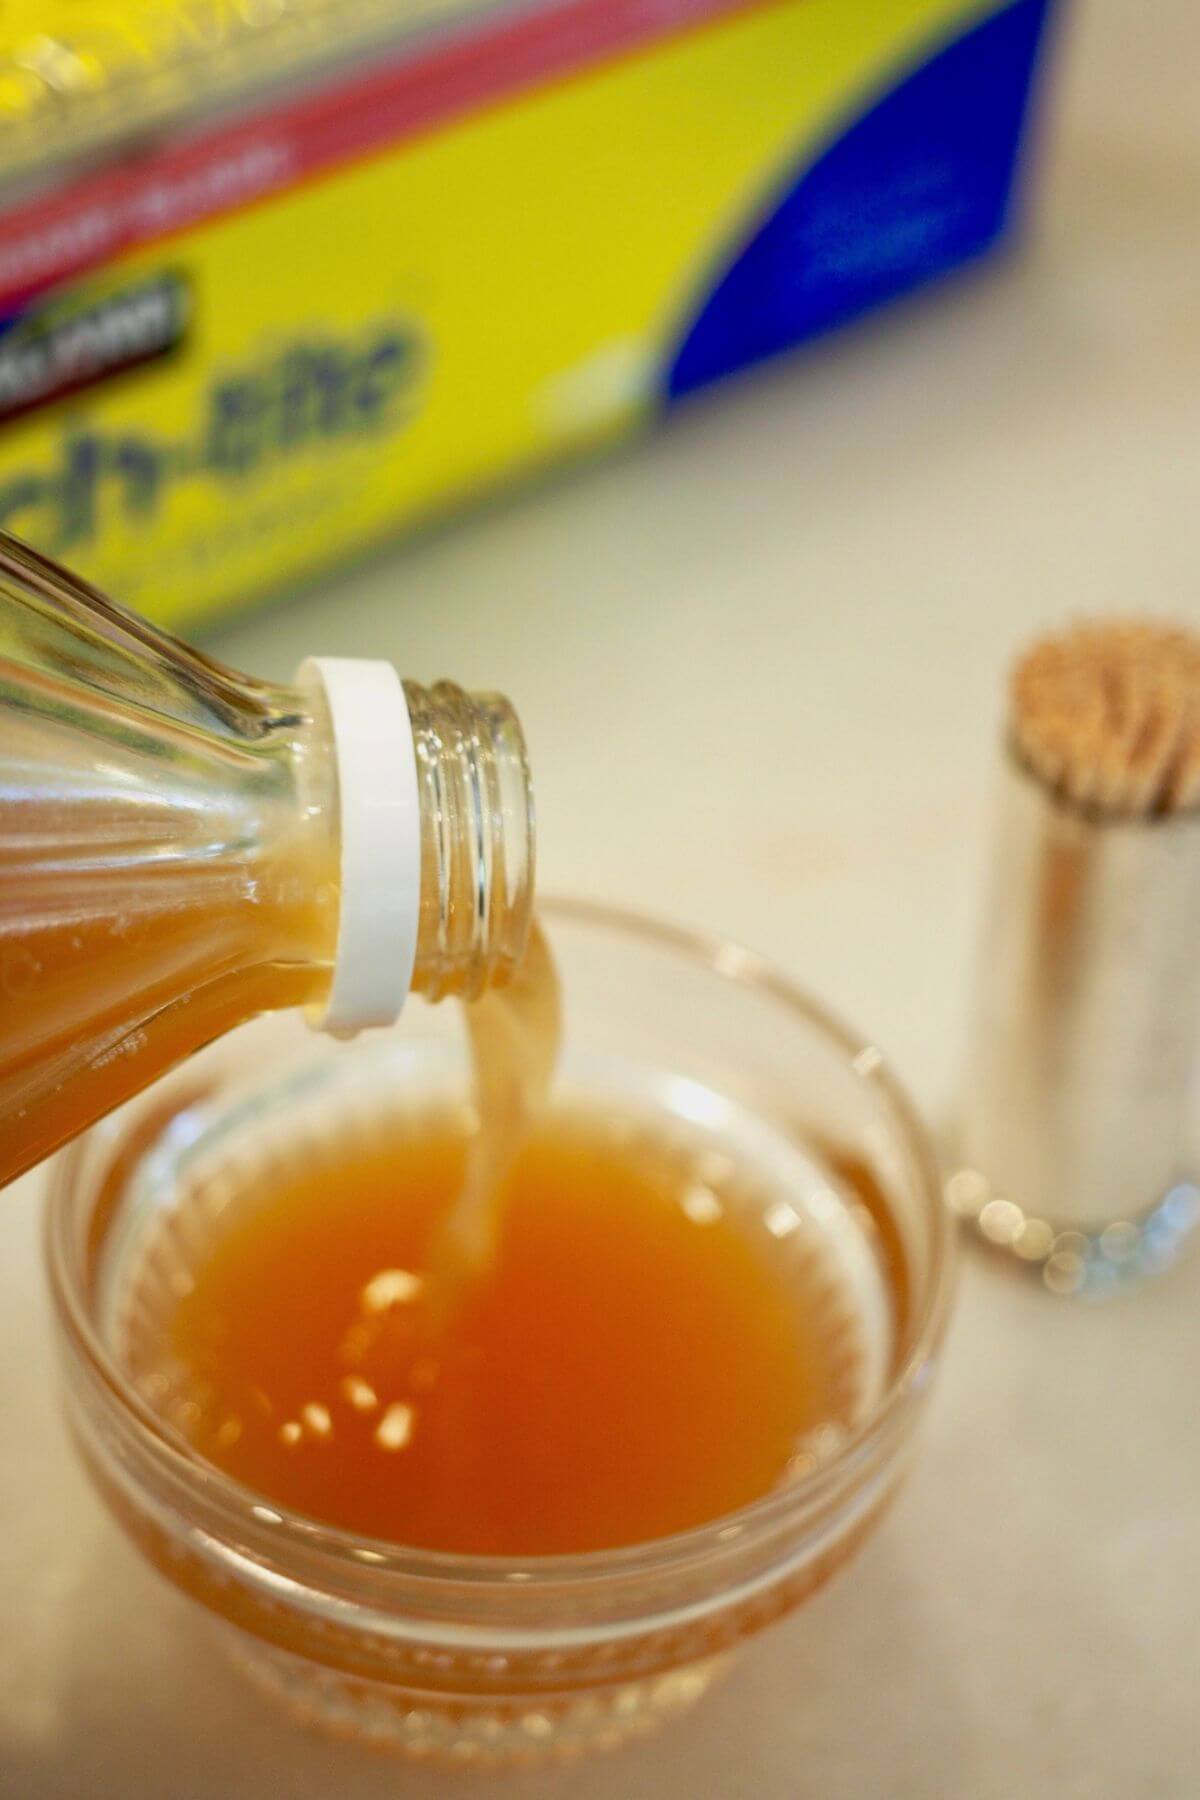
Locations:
955;753;1200;1292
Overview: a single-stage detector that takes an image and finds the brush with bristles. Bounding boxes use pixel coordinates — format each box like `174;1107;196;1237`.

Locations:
1010;620;1200;817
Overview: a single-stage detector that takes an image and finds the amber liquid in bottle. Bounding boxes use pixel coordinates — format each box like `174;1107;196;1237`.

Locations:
0;534;533;1187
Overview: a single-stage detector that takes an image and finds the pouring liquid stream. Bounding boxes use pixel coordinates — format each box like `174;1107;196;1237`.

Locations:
423;920;562;1330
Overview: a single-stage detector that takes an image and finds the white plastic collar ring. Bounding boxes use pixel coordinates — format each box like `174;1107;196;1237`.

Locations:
297;657;420;1035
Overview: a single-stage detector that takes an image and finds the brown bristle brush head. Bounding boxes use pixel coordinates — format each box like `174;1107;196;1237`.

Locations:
1010;620;1200;818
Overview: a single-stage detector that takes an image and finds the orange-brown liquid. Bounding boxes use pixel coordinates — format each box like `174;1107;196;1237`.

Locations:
166;1111;857;1555
0;825;337;1189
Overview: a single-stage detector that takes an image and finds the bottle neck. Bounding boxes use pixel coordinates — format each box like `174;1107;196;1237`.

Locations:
404;680;535;1004
299;661;534;1030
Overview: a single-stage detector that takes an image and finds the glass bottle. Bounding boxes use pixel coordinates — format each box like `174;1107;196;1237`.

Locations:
0;531;534;1188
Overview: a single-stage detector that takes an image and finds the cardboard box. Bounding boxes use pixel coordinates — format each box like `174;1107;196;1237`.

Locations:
0;0;1058;627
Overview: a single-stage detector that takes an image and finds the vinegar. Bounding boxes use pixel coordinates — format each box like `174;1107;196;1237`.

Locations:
5;533;889;1565
161;1099;863;1555
0;531;536;1188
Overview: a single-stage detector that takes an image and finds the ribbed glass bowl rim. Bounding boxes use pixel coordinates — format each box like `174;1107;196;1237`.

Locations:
45;896;955;1590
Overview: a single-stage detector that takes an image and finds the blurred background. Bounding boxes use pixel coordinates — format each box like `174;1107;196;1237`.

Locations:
2;2;1199;1795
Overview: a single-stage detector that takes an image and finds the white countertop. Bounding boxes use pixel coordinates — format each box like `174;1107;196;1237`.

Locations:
4;4;1200;1794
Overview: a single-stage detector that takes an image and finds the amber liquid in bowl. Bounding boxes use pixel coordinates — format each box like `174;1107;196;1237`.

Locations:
163;1109;870;1556
111;927;900;1563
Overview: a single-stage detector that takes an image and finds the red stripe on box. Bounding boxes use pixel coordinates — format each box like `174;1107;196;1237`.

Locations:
0;0;764;309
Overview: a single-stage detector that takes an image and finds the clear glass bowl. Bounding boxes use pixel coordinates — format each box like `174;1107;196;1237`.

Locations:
45;899;954;1767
